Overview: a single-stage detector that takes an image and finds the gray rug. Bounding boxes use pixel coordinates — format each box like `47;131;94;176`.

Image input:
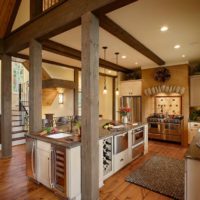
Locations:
125;155;184;200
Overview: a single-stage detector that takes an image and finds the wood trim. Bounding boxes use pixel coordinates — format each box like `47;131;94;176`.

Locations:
1;54;12;157
30;0;43;20
29;40;42;134
4;0;133;53
0;39;4;54
112;77;116;120
42;40;131;73
5;0;22;36
94;0;138;15
12;53;117;78
42;79;76;89
74;69;79;115
99;15;165;65
81;12;99;199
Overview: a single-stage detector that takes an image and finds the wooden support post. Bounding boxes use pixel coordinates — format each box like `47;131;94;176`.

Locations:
29;40;42;134
81;12;99;200
74;69;79;116
1;54;12;158
30;0;43;19
112;77;116;121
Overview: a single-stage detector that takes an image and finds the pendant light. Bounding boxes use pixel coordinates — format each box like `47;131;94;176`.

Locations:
103;46;108;94
115;52;120;96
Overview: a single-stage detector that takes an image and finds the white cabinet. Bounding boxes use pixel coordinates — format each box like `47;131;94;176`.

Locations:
190;75;200;107
188;122;200;144
120;80;142;96
36;141;52;188
114;149;129;172
99;139;104;188
66;146;81;200
185;157;200;200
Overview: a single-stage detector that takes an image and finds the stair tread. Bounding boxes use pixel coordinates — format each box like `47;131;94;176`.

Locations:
12;115;21;116
12;130;27;134
12;137;25;141
12;120;22;122
12;125;23;127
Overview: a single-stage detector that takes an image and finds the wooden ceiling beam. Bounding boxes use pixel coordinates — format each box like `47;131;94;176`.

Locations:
42;79;75;89
99;15;165;65
4;0;137;53
42;40;131;73
0;39;4;54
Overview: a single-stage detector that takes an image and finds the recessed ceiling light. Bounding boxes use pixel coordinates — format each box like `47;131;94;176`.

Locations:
108;70;111;74
135;62;138;65
121;55;127;59
174;44;181;49
182;54;186;58
160;26;168;32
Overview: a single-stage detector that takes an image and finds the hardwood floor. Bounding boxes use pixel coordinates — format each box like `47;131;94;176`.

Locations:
0;141;187;200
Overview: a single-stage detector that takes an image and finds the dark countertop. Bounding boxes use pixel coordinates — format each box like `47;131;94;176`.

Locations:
99;119;147;139
185;129;200;161
26;120;147;149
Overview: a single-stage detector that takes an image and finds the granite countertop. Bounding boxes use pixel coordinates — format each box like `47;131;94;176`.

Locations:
26;120;147;148
99;119;147;139
185;129;200;161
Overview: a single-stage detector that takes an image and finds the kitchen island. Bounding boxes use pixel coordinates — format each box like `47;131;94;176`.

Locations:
26;120;148;200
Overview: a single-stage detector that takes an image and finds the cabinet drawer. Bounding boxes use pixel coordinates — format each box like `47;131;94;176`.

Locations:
114;149;128;172
37;141;51;151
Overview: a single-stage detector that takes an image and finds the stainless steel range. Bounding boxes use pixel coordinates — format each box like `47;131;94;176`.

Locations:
148;114;184;143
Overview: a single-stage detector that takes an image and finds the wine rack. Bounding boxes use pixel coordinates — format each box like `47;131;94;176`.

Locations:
103;137;113;176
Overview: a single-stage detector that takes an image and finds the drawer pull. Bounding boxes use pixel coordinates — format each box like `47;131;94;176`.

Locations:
120;158;124;162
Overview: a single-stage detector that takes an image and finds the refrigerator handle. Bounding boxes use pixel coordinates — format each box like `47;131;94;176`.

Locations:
31;140;36;178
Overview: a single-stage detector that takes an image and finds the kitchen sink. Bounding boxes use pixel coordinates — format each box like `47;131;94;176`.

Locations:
46;133;72;139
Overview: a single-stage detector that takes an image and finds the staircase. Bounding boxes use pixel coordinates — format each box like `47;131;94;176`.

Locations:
11;109;27;146
11;81;29;146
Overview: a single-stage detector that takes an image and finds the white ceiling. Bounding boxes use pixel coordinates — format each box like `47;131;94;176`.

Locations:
50;0;200;69
18;0;200;70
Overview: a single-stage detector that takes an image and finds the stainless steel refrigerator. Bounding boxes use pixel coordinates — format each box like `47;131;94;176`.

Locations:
120;96;142;122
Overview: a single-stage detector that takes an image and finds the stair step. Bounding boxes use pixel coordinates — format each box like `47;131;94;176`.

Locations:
12;137;25;141
12;119;22;122
12;130;27;134
12;126;24;132
12;133;25;139
12;114;21;116
12;124;23;127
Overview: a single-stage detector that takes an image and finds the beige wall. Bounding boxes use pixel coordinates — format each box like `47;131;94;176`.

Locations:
79;72;114;120
142;64;189;146
12;0;30;31
42;89;74;118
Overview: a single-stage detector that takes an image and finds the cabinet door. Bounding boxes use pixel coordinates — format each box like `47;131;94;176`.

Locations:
120;80;142;96
190;76;200;106
37;148;51;188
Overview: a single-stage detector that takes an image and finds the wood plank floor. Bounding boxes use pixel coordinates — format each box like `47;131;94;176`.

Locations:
0;141;187;200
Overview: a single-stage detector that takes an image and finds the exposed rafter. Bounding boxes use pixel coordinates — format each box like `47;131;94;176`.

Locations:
42;40;132;73
42;79;76;89
99;15;165;65
4;0;138;53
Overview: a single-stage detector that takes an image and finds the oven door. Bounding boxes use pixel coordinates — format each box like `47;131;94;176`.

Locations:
132;127;144;146
114;132;128;154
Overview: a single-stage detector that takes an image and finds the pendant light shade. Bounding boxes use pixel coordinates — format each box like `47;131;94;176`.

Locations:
115;52;120;96
102;46;108;95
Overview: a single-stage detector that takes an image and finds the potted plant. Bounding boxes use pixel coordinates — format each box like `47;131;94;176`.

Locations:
119;107;131;123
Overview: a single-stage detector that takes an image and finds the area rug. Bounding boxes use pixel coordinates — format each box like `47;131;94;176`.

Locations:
125;155;184;200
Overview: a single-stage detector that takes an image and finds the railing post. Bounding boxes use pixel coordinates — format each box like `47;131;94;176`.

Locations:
19;83;22;111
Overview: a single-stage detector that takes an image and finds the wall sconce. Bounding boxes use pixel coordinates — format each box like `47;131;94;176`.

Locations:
58;93;64;104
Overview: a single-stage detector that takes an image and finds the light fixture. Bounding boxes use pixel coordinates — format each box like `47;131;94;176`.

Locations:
160;26;168;32
121;55;127;59
174;44;181;49
108;70;111;74
182;54;186;58
103;46;108;95
115;52;120;96
135;62;138;65
58;92;64;104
